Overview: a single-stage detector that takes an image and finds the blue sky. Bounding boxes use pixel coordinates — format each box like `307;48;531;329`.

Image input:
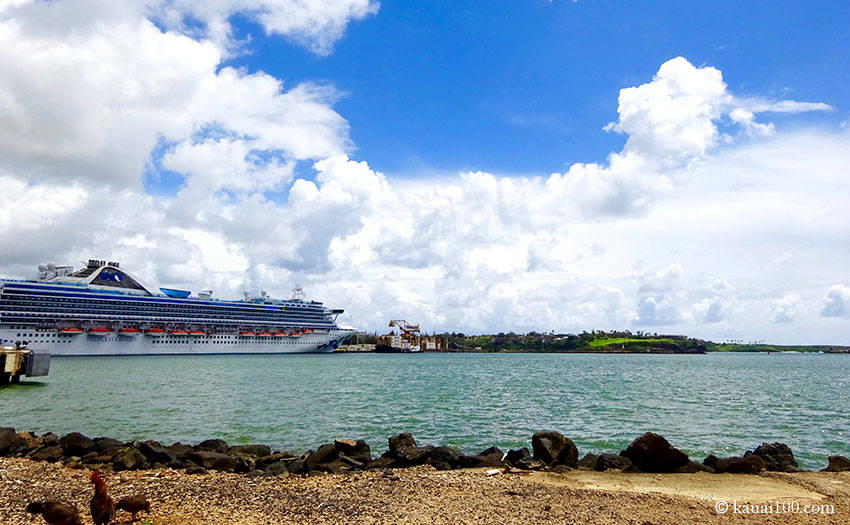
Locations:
228;1;849;176
1;0;849;342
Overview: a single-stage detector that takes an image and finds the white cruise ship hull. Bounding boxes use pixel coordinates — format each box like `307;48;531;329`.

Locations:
0;328;354;356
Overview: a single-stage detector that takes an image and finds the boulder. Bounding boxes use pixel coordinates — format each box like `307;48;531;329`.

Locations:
112;447;148;471
621;433;688;473
286;452;312;475
256;452;296;470
186;466;207;475
429;446;461;470
234;456;255;474
514;457;545;470
187;451;237;472
40;433;60;447
167;442;194;460
334;439;372;464
140;440;177;465
505;448;530;467
315;458;353;474
364;453;396;470
195;439;229;454
461;446;506;468
387;433;432;466
94;438;122;453
229;444;272;458
595;453;633;471
167;459;195;470
305;444;338;471
753;443;800;472
821;456;850;472
30;445;64;463
265;460;290;476
576;453;599;471
676;460;715;474
59;432;97;458
13;432;43;456
531;432;579;467
714;454;766;474
0;427;19;455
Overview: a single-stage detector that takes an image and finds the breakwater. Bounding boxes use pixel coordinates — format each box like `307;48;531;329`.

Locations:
2;427;850;477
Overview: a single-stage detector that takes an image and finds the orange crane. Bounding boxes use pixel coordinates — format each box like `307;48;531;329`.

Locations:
388;320;421;350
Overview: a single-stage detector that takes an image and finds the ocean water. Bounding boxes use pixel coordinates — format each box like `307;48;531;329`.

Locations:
1;352;847;470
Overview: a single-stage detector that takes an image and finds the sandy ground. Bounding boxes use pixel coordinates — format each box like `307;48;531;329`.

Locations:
2;457;848;524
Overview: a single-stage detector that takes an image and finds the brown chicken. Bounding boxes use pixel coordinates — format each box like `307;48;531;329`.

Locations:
89;471;115;525
115;494;151;521
25;501;84;525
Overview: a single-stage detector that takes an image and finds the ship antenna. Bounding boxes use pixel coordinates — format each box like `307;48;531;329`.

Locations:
291;284;305;301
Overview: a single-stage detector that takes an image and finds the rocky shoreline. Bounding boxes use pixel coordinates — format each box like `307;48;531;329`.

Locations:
2;426;849;477
3;428;850;524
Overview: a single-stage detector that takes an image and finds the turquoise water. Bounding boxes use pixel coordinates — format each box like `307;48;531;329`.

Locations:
1;352;848;470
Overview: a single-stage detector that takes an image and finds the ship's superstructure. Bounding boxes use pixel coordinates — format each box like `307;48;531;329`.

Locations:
0;260;354;356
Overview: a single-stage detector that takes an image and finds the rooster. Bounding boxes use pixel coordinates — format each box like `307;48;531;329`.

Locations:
89;471;115;525
25;501;84;525
116;494;151;521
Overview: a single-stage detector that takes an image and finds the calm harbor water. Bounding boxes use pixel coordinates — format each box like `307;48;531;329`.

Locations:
1;352;848;470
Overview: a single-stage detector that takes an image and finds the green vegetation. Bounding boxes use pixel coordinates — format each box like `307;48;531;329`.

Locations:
708;343;849;353
587;337;674;347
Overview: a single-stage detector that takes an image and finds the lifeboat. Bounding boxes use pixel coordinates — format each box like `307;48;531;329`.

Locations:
290;331;303;337
118;328;142;335
88;327;113;334
170;329;189;335
59;327;84;335
303;329;313;333
189;330;206;336
257;332;272;337
273;332;287;337
145;328;167;336
240;331;256;336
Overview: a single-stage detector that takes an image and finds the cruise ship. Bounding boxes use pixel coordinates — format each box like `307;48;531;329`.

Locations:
0;259;355;356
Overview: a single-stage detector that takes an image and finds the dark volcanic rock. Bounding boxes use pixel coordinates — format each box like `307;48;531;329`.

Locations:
595;453;633;471
187;451;237;472
703;455;719;471
514;457;545;470
305;444;338;471
167;442;194;460
0;427;19;454
461;446;506;468
195;439;229;453
676;460;715;473
365;453;396;470
229;444;272;458
256;452;295;470
822;455;850;472
140;440;177;464
12;432;43;456
714;454;766;474
59;432;97;457
265;460;290;476
621;433;688;473
429;446;461;470
94;437;122;453
334;439;371;464
30;445;64;463
112;447;148;471
167;459;195;470
753;442;800;472
186;466;207;475
531;432;579;467
387;433;432;466
505;448;531;467
576;453;599;471
40;433;60;447
234;455;255;474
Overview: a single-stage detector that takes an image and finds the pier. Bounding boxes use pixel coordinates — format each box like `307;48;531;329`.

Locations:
0;344;50;385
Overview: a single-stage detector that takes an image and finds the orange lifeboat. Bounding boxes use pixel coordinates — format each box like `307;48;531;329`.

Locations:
257;332;272;337
145;328;167;336
189;330;206;336
59;327;84;335
170;329;189;335
303;329;314;333
118;328;142;335
240;331;256;336
88;327;113;334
